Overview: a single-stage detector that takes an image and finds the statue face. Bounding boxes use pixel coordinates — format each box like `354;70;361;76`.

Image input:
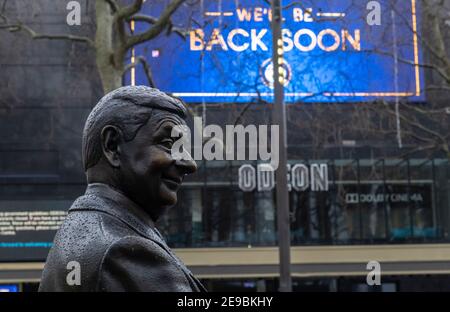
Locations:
118;111;196;219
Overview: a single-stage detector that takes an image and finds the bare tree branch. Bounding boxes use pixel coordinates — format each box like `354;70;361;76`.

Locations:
129;14;188;39
125;0;185;49
360;48;450;84
104;0;119;13
426;85;450;92
0;13;94;46
115;0;144;21
393;3;450;82
129;14;157;24
379;101;448;144
123;56;156;88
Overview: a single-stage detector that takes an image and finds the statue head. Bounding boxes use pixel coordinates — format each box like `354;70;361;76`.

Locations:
82;86;196;221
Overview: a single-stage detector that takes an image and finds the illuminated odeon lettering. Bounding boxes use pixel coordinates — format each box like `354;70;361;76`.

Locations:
190;28;360;52
238;163;329;192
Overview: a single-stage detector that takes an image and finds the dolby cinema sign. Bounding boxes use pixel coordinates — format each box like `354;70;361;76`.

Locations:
130;0;424;103
238;163;329;192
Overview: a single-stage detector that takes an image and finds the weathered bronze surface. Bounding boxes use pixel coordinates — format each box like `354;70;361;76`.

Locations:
39;86;205;292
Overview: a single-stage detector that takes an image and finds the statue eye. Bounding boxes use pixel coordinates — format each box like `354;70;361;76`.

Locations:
160;139;173;150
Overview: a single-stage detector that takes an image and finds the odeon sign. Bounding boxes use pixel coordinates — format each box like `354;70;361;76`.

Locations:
238;163;329;192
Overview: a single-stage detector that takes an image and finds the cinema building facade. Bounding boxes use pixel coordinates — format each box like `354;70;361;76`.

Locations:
3;107;449;291
1;0;450;291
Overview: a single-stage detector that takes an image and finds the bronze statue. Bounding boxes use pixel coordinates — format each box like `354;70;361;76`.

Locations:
39;86;206;292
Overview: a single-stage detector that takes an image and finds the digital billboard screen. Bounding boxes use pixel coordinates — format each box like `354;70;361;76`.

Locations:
0;200;69;262
0;284;19;292
128;0;424;103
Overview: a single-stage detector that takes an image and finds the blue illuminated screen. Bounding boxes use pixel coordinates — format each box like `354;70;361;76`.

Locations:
127;0;424;103
0;284;19;292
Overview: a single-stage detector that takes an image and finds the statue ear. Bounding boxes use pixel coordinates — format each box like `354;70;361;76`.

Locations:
100;125;123;168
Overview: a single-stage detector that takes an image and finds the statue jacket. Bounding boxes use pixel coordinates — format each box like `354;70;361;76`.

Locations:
39;183;206;292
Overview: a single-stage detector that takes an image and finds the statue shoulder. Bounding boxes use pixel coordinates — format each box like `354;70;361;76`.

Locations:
97;236;193;292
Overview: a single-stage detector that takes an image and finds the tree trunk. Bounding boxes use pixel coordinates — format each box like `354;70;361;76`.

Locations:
95;0;123;93
423;0;450;84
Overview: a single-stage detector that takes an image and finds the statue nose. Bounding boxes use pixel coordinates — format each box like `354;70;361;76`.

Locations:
176;157;197;175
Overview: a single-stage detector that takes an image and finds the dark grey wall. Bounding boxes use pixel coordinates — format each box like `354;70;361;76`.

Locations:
0;0;102;185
